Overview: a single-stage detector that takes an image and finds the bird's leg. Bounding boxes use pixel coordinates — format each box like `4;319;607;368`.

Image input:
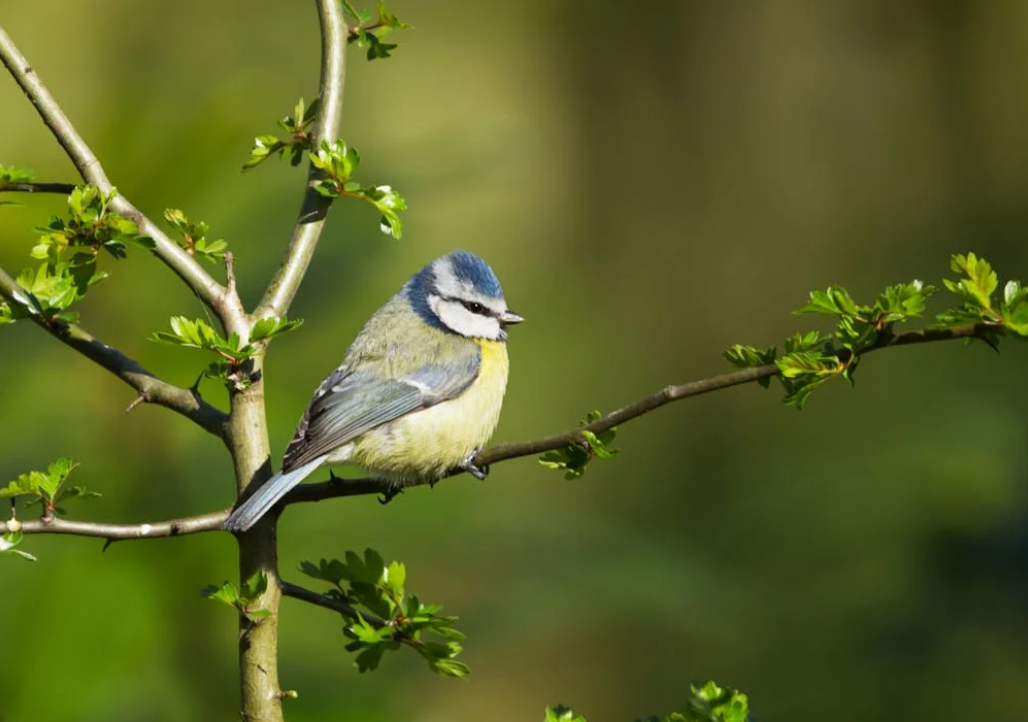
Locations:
459;450;489;481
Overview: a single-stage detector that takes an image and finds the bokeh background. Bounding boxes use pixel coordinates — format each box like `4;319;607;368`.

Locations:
3;1;1028;720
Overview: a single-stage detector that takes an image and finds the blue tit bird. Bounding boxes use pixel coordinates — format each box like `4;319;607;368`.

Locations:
222;250;522;532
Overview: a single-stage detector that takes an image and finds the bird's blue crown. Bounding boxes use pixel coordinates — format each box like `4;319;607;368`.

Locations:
446;250;503;298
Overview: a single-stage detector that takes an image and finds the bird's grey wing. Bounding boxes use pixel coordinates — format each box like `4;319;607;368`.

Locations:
281;349;481;471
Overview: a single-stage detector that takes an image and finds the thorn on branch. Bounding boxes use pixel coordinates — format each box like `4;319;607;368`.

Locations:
125;391;147;414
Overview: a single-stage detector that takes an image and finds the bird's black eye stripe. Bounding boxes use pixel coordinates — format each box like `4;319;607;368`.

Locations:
443;295;490;316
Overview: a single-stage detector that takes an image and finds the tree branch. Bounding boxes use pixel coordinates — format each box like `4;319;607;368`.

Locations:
0;181;75;194
1;510;228;539
0;265;229;439
0;24;239;321
255;0;348;320
280;581;379;625
284;323;987;504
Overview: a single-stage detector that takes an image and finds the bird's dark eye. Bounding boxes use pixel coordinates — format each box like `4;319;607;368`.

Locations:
462;301;487;315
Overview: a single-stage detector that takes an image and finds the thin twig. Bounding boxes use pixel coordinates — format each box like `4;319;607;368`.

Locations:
255;0;348;320
0;181;75;194
0;265;229;439
280;581;379;625
0;510;228;539
284;323;986;504
0;24;237;321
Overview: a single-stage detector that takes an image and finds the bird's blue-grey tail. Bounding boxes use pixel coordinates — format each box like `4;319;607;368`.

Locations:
222;457;325;532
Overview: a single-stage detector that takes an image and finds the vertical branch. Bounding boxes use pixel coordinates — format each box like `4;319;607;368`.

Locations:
256;0;349;319
230;358;281;721
235;2;349;720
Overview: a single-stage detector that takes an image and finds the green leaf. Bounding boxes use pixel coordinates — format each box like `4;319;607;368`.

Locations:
876;280;935;322
948;252;998;310
311;139;361;183
545;706;587;722
243;571;269;601
200;581;241;608
353;644;385;673
342;1;373;24
349;548;386;585
377;0;412;30
0;458;78;506
796;286;860;316
383;560;406;597
686;680;751;722
243;98;320;170
164;208;228;263
581;430;619;459
344;184;407;239
300;557;349;586
429;657;470;679
538;412;619;479
0;164;35;183
722;344;776;369
150;316;257;364
0;532;37;562
309;549;469;677
250;316;304;342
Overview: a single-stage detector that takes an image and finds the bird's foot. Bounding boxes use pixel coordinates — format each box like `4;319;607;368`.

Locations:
378;486;403;505
460;451;489;481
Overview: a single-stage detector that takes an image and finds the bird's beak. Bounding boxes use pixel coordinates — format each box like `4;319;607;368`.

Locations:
500;310;524;325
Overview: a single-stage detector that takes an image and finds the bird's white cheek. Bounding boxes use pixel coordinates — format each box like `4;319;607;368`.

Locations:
434;301;502;340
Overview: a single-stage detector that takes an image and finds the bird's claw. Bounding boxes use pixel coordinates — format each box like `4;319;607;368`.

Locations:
460;451;489;481
378;487;403;505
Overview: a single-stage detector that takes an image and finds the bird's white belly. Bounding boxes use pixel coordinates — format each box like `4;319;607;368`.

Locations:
350;340;509;481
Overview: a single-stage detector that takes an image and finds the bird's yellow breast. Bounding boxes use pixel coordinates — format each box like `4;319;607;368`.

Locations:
352;339;509;480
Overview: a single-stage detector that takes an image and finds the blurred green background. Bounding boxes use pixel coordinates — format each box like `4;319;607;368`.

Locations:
4;1;1028;720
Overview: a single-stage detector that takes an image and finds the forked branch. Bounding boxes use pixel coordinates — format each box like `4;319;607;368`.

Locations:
0;24;241;325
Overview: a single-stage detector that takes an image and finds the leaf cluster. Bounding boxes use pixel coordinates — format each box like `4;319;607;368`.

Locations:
726;254;1028;407
0;458;99;517
309;140;407;239
935;252;1028;339
244;97;320;170
344;1;411;60
545;680;750;722
150;315;302;390
201;572;271;624
243;106;407;239
0;163;34;183
539;411;620;479
727;277;935;407
164;208;228;264
300;549;469;678
2;187;153;325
